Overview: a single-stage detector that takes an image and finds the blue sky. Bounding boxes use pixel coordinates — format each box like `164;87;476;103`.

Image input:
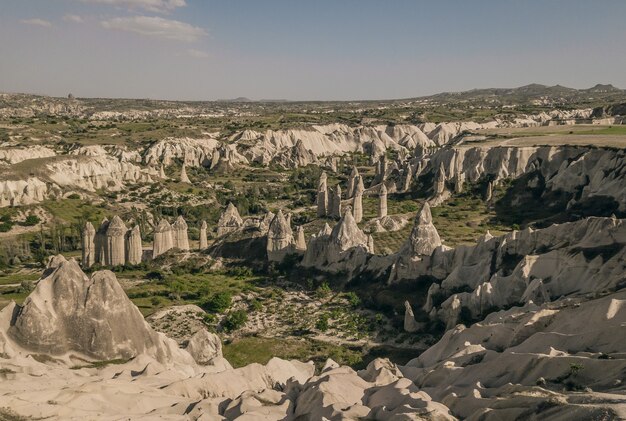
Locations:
1;0;625;100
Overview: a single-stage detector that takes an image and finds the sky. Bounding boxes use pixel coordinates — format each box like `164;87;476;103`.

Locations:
1;0;625;101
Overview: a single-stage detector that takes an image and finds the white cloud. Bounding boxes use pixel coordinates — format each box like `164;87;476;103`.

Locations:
101;16;206;42
80;0;186;13
20;18;53;28
63;14;84;23
187;49;210;58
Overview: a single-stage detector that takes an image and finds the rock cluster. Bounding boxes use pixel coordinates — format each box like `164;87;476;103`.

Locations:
217;203;244;237
83;217;144;267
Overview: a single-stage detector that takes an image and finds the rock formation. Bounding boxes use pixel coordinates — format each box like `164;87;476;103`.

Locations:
367;234;375;254
434;162;446;196
152;219;173;258
346;166;359;198
217;203;244;237
454;173;464;193
485;180;493;201
330;184;342;219
295;225;307;252
159;164;166;179
95;218;109;264
266;210;295;262
104;216;127;266
316;171;329;217
4;256;192;363
171;215;190;251
199;220;208;249
258;211;275;234
81;221;96;268
125;225;143;265
378;183;388;218
302;208;370;273
403;301;420;332
402;162;413;192
180;163;191;183
408;202;442;256
353;176;365;223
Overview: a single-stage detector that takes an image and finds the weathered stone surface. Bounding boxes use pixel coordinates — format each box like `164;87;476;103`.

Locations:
199;220;208;249
153;219;173;258
434;162;446;196
95;218;109;265
353;176;365;223
172;216;190;251
404;301;420;332
125;225;143;265
217;203;244;237
185;329;222;365
267;210;294;262
81;221;95;268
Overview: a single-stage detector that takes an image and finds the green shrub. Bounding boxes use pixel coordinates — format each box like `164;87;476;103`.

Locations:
202;291;232;313
316;314;330;332
223;310;247;332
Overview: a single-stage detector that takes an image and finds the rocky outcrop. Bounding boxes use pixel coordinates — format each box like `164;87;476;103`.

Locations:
217;203;244;237
5;256;192;363
199;220;208;249
271;139;319;169
295;225;307;252
409;203;442;256
404;301;420;333
266;210;295;262
0;146;56;164
81;222;96;268
185;329;223;365
425;145;626;212
171;216;190;251
143;136;220;167
153;219;173;258
353;176;365;223
125;225;143;265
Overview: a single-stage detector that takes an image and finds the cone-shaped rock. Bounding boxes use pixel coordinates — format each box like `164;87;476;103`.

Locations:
180;164;191;184
330;184;342;219
172;215;190;251
105;216;127;266
404;301;420;333
259;211;275;235
199;220;208;249
409;202;442;256
125;225;143;265
81;221;96;268
435;163;446;196
378;183;388;218
295;225;307;252
153;219;173;258
330;208;369;251
347;166;359;198
217;203;243;237
267;210;295;262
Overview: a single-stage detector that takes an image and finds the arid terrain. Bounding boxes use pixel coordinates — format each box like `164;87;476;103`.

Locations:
0;85;625;420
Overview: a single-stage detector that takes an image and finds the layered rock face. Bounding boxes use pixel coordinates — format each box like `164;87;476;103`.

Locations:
4;256;191;363
424;145;626;212
217;203;244;237
266;210;295;262
143;136;220;167
0;145;56;164
171;215;190;251
302;209;372;273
